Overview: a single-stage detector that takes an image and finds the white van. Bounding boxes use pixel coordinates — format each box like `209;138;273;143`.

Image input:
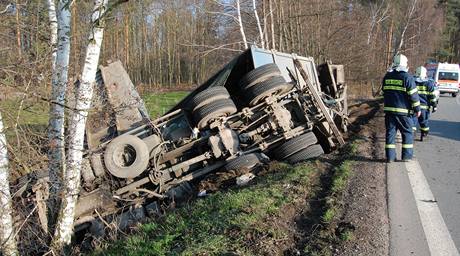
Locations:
426;63;460;97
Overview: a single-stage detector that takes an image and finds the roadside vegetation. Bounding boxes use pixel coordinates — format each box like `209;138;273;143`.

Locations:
94;140;361;256
303;141;360;256
143;91;189;118
0;91;188;140
96;162;315;255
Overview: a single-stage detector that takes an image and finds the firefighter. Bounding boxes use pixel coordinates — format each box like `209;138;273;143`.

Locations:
382;54;421;162
412;66;437;141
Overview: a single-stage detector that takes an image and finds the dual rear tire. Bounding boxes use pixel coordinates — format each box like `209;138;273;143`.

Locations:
272;132;324;164
190;87;237;129
239;64;293;106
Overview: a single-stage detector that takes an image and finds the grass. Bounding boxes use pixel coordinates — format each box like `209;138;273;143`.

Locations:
0;98;49;128
340;230;354;242
0;91;189;127
95;163;315;256
142;91;189;118
304;140;359;255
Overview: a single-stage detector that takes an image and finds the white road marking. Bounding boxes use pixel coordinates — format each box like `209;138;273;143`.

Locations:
405;159;460;256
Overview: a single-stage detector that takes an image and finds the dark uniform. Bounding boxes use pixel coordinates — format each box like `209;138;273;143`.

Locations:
382;70;421;161
412;78;436;138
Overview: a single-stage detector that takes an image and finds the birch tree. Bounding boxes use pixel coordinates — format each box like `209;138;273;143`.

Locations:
51;0;109;252
47;0;58;70
0;112;18;256
235;0;248;48
47;0;72;229
396;0;418;53
252;0;265;48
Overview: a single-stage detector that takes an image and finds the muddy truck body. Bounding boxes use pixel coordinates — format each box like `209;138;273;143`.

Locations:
14;46;348;234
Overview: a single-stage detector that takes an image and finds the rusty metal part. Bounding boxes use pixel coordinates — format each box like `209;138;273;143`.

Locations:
75;189;115;219
293;59;345;146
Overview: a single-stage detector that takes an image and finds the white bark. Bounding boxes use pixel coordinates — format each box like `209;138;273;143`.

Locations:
269;0;275;49
47;0;58;70
397;0;418;52
252;0;265;49
235;0;248;49
51;0;108;251
48;0;71;208
0;112;18;256
367;0;389;45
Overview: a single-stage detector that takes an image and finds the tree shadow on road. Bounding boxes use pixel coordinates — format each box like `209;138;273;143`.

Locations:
428;119;460;141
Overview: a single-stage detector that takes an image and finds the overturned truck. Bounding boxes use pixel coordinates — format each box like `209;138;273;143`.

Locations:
16;46;348;234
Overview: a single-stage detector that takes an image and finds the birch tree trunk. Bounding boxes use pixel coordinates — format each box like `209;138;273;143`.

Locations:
0;112;18;256
51;0;108;252
47;0;71;229
15;1;21;58
252;0;265;49
269;0;275;49
236;0;248;49
396;0;418;53
47;0;58;70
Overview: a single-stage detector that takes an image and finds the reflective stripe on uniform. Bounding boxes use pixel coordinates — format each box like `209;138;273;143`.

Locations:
418;91;434;95
412;101;420;107
402;144;413;149
384;107;409;113
383;85;406;92
385;144;396;149
412;127;417;131
420;105;429;109
408;88;418;95
385;79;403;85
420;127;430;131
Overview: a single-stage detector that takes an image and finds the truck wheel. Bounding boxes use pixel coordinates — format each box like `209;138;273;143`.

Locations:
239;63;282;90
190;86;230;111
452;93;457;97
194;98;237;129
224;153;261;171
246;76;293;106
286;144;324;164
273;132;318;160
104;135;149;179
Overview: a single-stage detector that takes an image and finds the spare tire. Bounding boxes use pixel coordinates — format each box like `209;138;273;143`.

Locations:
239;63;282;90
224;153;261;171
286;144;324;164
246;76;293;106
194;98;237;129
104;135;150;179
274;132;318;160
190;86;230;111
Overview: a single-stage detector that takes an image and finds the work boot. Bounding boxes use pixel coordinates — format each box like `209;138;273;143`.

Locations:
420;131;428;141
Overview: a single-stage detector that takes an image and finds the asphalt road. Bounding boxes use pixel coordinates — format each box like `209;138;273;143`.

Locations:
388;96;460;255
417;96;460;247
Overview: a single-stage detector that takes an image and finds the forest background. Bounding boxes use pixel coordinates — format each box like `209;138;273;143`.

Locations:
0;0;460;254
2;0;460;178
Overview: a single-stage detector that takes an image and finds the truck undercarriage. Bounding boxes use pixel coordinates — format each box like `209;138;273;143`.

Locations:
13;46;348;239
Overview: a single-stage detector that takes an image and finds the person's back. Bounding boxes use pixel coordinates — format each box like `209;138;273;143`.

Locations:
413;66;436;140
414;77;436;108
383;70;418;115
382;54;420;162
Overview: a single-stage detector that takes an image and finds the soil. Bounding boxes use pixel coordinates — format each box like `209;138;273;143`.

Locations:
335;100;389;255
